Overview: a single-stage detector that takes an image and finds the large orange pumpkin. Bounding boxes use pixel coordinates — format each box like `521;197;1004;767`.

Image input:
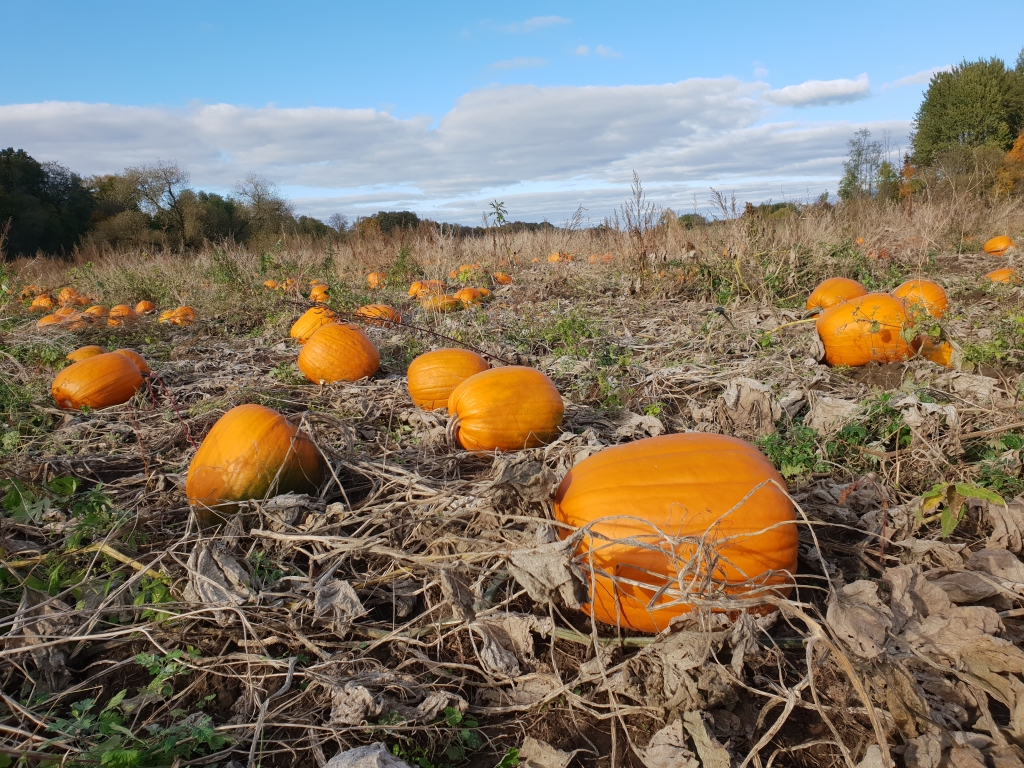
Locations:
355;304;401;327
407;349;490;410
135;300;157;315
290;307;337;344
553;434;797;633
108;304;138;327
984;236;1016;256
985;268;1019;284
891;279;948;319
67;345;108;362
298;324;379;384
52;352;144;410
815;293;913;367
448;366;563;451
114;349;151;375
806;277;867;312
185;403;326;526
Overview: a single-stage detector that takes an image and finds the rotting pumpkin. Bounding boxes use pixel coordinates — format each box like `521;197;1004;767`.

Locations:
815;292;913;367
51;352;144;411
407;349;490;411
448;366;563;451
185;403;326;526
298;323;379;384
553;433;798;633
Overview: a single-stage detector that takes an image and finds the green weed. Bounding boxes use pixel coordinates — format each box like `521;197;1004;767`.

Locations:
757;426;827;479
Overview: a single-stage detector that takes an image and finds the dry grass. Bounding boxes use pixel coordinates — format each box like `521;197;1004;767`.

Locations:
2;195;1024;767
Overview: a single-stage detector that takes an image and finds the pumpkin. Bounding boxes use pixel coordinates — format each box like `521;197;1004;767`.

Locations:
918;337;956;367
815;293;913;367
493;272;513;285
84;305;109;318
409;280;445;298
30;295;55;312
51;352;144;410
407;349;490;410
309;285;329;303
448;366;563;451
985;268;1019;283
553;433;797;633
20;284;42;298
367;272;384;289
806;277;867;312
298;323;379;384
158;309;177;323
478;288;492;300
355;304;402;327
984;236;1016;256
170;306;196;326
185;403;326;526
66;320;89;331
548;253;562;263
114;349;151;375
58;287;79;307
264;279;279;290
67;345;108;362
54;307;78;319
282;278;297;290
108;304;138;327
36;314;60;328
419;294;460;312
891;279;949;319
135;300;157;315
453;287;483;305
290;307;337;344
73;295;90;306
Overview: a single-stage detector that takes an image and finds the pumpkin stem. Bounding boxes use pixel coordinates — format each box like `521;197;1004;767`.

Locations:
446;414;462;448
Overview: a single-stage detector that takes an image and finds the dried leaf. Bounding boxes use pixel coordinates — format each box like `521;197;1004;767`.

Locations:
826;580;893;659
314;579;366;634
323;743;413;768
519;737;577;768
638;720;699;768
182;543;253;625
507;539;589;610
681;711;731;768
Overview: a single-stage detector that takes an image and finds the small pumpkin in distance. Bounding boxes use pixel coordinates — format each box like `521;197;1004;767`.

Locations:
20;284;42;298
170;306;196;326
421;294;461;312
158;309;177;323
355;304;402;327
407;349;490;410
67;345;108;362
114;349;151;375
264;279;279;290
815;293;913;367
185;403;326;526
84;305;109;318
298;323;380;384
108;304;138;327
806;277;867;312
448;366;564;451
51;352;144;410
135;300;157;315
367;272;384;289
984;236;1016;256
30;295;55;312
290;306;337;344
493;272;513;285
36;314;60;328
309;285;329;303
985;268;1019;284
891;279;948;319
54;307;78;319
58;287;79;307
453;287;483;305
554;433;798;633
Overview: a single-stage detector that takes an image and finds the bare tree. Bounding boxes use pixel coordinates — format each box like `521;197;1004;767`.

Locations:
233;174;293;238
122;161;194;248
327;213;349;233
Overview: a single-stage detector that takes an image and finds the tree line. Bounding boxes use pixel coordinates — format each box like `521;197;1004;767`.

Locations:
839;49;1024;201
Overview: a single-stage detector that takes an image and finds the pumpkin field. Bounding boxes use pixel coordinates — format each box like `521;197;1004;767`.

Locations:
4;196;1024;768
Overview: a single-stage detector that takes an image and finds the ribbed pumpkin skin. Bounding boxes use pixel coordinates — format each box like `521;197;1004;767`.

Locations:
355;304;401;327
298;324;379;384
290;307;336;344
67;345;108;362
816;293;912;367
84;305;109;318
58;288;79;307
135;300;156;314
407;349;490;410
309;285;329;303
30;295;55;311
186;403;326;525
52;353;144;410
448;366;563;451
891;279;948;319
114;349;151;375
554;433;797;633
806;277;867;311
985;268;1019;283
984;236;1016;256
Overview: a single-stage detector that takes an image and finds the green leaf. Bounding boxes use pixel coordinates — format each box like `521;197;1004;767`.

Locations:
940;506;957;538
954;483;1005;505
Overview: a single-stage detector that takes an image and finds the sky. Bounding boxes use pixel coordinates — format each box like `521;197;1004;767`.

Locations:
1;0;1021;224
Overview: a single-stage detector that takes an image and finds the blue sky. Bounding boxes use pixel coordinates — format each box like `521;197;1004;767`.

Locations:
2;0;1021;223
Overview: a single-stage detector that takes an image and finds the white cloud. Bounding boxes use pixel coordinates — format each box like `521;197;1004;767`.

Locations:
595;45;622;58
506;15;571;33
753;64;769;79
765;74;871;107
490;57;549;70
882;66;951;90
575;45;589;56
0;78;908;223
